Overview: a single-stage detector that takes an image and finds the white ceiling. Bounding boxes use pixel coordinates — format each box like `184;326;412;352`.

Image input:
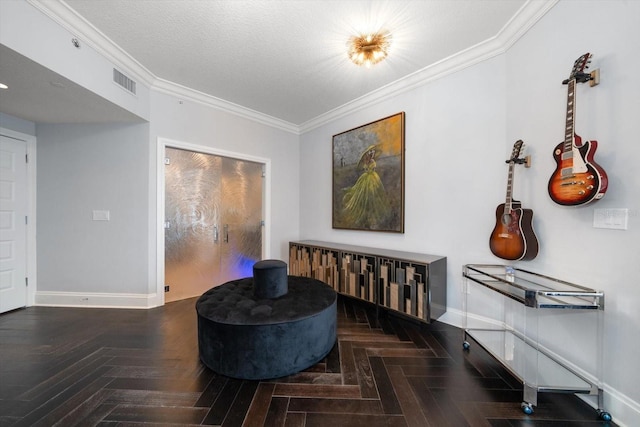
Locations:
0;0;546;128
0;44;142;124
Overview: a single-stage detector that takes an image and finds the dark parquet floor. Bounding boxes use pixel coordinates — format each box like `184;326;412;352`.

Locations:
0;295;615;427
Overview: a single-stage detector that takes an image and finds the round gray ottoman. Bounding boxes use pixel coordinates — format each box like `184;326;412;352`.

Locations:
196;260;337;380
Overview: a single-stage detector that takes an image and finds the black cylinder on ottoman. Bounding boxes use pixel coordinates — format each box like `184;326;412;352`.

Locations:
253;259;288;299
196;260;337;380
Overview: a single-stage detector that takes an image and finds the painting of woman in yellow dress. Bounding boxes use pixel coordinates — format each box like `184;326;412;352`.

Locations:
342;145;390;228
332;113;404;232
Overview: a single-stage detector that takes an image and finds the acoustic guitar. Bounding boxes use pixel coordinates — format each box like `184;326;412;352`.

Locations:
548;53;608;205
489;140;539;261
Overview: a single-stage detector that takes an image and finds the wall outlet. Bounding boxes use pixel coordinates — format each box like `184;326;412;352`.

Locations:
92;210;110;221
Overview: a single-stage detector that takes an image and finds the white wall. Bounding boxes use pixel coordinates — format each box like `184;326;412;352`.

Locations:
147;90;301;293
0;112;36;136
299;1;639;425
31;92;300;308
300;54;507;308
36;123;151;302
504;1;640;423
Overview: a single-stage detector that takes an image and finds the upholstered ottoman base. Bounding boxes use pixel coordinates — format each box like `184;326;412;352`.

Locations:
196;275;337;380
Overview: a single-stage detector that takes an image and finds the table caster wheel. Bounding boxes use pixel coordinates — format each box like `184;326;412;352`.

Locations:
597;409;612;422
521;402;534;415
463;341;470;350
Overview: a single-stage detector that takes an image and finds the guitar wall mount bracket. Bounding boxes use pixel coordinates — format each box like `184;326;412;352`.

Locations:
562;69;600;86
505;155;532;168
589;69;600;87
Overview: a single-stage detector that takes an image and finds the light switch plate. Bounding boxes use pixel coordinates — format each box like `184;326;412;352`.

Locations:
593;208;628;230
92;210;110;221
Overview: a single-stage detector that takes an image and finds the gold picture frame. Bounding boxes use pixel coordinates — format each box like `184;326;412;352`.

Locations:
332;112;405;233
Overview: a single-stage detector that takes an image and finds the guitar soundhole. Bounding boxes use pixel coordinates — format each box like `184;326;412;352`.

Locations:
501;214;512;226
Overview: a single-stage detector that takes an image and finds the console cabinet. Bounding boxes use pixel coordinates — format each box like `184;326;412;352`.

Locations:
289;240;446;323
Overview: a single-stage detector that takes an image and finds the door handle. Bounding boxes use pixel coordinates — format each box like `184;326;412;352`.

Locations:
224;224;229;243
214;225;219;243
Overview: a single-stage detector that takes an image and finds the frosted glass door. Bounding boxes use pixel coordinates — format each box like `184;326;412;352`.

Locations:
219;157;263;283
164;148;263;302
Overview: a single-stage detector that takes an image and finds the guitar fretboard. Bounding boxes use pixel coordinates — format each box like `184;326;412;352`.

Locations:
563;79;576;159
504;161;515;214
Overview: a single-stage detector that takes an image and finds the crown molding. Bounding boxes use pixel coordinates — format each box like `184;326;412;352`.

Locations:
27;0;557;136
298;0;558;134
299;37;504;134
496;0;559;50
27;0;156;87
28;0;300;134
152;78;300;134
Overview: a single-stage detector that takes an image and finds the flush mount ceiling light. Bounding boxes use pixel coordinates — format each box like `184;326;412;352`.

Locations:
348;31;391;68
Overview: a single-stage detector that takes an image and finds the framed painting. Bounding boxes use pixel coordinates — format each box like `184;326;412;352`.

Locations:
332;112;405;232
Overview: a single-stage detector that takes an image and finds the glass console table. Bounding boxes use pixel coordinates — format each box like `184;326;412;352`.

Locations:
462;264;611;421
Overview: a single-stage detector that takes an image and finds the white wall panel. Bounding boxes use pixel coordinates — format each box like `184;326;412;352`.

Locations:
36;122;150;295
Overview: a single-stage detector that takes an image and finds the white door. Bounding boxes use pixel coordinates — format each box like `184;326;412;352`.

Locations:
0;135;27;313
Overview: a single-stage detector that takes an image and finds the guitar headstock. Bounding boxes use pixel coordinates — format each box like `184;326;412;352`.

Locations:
564;53;592;84
508;140;524;163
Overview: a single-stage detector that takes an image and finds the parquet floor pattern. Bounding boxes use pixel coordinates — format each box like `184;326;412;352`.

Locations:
0;296;615;426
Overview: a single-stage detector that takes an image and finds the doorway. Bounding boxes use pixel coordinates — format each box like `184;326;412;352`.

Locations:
163;146;265;303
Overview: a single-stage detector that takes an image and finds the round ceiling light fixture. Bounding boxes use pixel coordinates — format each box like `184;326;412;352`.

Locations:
348;31;391;68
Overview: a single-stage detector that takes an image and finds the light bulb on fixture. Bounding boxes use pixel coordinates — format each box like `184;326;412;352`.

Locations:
348;31;391;68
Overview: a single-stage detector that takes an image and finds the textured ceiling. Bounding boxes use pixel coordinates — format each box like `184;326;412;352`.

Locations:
0;0;535;127
62;0;527;126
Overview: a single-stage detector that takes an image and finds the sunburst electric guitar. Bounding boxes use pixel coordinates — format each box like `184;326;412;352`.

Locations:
548;53;608;206
489;140;539;261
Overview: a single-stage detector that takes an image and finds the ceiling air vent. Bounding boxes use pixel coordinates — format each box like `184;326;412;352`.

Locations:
113;68;136;95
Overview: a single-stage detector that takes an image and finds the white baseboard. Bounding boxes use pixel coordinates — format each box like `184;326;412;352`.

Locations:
592;386;640;427
35;291;161;309
438;308;639;427
437;306;465;328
